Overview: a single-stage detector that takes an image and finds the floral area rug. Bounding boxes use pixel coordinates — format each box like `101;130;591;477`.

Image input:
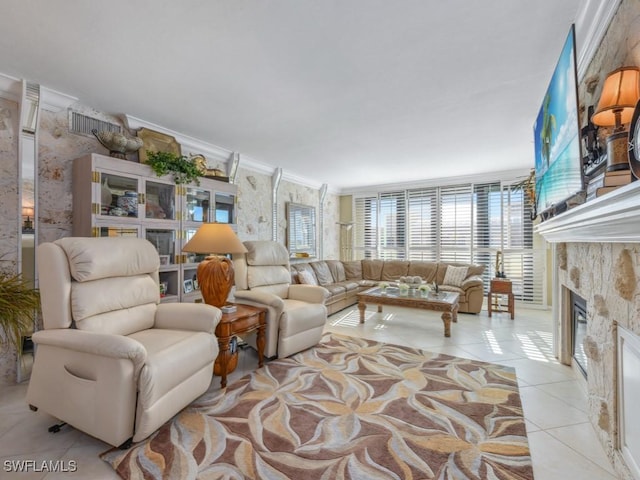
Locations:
101;333;533;479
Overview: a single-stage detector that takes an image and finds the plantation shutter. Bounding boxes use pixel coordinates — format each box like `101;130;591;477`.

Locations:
439;184;472;263
378;191;406;259
353;195;377;259
502;185;544;305
472;182;502;290
407;188;438;261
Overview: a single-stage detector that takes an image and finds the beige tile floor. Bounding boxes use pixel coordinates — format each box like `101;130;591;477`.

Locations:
0;304;621;479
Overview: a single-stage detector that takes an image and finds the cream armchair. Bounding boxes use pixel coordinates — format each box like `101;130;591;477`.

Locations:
26;237;221;448
233;240;328;359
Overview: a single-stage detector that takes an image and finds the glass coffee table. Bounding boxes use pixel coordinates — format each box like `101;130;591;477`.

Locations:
357;287;459;337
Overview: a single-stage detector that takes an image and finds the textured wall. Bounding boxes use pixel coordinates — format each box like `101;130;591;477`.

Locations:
236;170;340;259
564;1;640;478
0;97;20;385
0;98;341;383
559;243;639;479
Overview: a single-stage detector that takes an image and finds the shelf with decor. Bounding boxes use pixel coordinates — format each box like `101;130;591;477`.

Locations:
72;153;238;303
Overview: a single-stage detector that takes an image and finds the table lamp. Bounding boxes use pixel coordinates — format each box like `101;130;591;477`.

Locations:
182;223;247;308
591;66;640;171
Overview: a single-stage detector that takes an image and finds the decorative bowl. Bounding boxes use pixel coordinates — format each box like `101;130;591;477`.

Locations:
92;129;144;159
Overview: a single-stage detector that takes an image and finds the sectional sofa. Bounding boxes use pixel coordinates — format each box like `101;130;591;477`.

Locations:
290;259;485;315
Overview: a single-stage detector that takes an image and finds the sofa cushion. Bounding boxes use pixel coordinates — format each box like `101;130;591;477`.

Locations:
467;264;486;277
310;261;334;286
335;281;360;292
343;261;363;280
443;265;468;287
326;260;346;282
293;263;318;283
297;270;318;286
381;261;410;281
362;259;384;280
323;284;347;297
407;262;438;282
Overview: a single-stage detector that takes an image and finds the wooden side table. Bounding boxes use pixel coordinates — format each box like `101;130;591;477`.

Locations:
488;278;514;319
214;304;266;388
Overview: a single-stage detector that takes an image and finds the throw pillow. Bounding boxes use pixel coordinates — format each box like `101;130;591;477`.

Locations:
297;270;318;286
443;265;468;287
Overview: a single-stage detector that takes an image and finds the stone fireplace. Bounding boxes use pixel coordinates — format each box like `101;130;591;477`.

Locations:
538;181;640;480
570;289;588;378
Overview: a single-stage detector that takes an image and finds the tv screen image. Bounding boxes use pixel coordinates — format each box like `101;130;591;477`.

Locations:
533;25;583;216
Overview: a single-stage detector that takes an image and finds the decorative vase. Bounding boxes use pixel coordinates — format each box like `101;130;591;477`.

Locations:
101;178;112;208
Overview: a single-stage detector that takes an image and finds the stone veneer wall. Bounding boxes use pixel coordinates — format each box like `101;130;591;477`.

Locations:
558;243;639;479
232;170;340;259
0;97;20;386
561;1;640;477
0;99;340;384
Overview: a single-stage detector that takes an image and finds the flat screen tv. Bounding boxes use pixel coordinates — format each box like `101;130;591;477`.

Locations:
533;25;583;218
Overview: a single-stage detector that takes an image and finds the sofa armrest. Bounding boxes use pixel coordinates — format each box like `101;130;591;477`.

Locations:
461;275;484;289
32;329;147;376
154;302;221;334
234;289;285;310
289;284;330;304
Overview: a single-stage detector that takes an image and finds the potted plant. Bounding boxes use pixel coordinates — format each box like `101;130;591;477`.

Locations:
0;272;40;354
145;151;203;185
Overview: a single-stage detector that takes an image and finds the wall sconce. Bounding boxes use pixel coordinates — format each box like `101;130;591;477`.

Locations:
591;66;640;171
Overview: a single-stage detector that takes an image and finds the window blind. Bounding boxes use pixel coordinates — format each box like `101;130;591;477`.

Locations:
439;184;472;264
378;191;406;259
352;178;545;305
407;188;438;261
353;195;377;260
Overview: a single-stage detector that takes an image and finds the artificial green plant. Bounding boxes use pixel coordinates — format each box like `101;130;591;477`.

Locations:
0;273;39;354
145;151;202;185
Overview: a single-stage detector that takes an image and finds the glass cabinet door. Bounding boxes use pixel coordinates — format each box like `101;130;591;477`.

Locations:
145;228;176;265
183;228;208;265
185;187;211;223
100;173;139;218
214;192;235;224
145;181;176;221
95;225;140;238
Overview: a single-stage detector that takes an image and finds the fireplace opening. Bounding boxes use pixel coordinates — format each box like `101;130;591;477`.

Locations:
571;291;588;378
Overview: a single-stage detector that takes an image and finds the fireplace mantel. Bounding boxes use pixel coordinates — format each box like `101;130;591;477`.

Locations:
536;180;640;243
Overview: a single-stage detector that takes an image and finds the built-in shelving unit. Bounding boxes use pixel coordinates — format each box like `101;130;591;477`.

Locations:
72;153;238;302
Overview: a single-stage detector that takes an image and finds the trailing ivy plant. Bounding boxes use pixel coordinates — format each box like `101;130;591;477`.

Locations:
0;273;40;354
145;151;202;185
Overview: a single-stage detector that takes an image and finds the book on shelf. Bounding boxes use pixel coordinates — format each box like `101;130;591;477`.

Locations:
596;185;622;197
603;170;632;187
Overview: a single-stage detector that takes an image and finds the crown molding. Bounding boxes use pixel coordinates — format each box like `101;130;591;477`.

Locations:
536;180;640;243
123;114;233;164
575;0;622;81
0;72;21;103
0;73;77;112
39;86;77;112
123;114;338;192
342;167;532;196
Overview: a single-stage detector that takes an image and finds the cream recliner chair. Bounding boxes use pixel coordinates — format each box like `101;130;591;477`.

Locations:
26;237;221;448
233;240;328;359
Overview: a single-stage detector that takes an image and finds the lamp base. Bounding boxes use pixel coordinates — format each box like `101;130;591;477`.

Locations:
606;131;631;171
197;255;234;308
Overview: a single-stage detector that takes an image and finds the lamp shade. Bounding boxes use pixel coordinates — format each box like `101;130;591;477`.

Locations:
182;223;247;254
181;223;247;308
592;66;640;127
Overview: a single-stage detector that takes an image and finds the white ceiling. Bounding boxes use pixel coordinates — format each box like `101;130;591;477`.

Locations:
0;0;588;191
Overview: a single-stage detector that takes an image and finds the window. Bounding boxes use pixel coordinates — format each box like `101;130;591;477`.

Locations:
353;179;543;305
